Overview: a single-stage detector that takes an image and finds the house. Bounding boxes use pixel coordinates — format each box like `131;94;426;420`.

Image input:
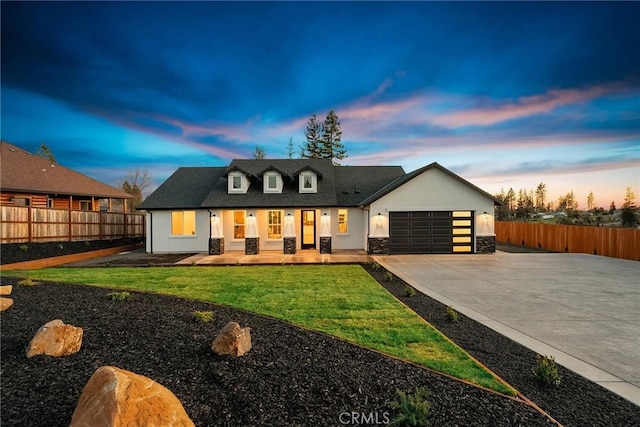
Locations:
139;158;500;255
0;141;132;211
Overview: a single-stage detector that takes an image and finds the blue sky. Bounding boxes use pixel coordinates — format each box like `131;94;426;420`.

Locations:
2;1;638;208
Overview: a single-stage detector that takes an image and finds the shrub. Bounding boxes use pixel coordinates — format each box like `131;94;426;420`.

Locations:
384;271;394;282
404;285;416;298
18;278;39;286
107;291;131;301
532;354;561;386
389;387;431;427
370;262;381;272
193;310;215;323
19;244;29;252
84;241;90;247
446;305;459;322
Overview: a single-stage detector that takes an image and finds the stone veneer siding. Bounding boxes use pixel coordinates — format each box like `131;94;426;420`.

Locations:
476;235;496;253
245;237;259;255
319;237;331;254
367;237;390;255
209;238;224;255
283;237;296;254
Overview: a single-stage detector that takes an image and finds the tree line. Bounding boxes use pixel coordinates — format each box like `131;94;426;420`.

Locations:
495;183;638;227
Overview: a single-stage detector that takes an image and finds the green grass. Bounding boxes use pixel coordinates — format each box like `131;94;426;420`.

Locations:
4;265;514;395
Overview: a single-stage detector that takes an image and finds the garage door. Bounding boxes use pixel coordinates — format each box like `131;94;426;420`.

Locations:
389;211;474;254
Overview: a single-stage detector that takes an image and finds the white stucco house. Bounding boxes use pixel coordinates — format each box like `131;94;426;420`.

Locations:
138;159;500;255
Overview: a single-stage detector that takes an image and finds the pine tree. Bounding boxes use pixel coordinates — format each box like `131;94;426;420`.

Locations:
253;145;266;160
587;191;595;211
535;183;547;212
287;137;295;159
36;143;56;163
301;114;323;158
321;110;347;165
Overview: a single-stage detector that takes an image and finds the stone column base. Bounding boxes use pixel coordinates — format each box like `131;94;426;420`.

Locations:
319;237;331;254
283;237;296;254
209;238;224;255
476;235;496;253
245;237;259;255
368;237;390;255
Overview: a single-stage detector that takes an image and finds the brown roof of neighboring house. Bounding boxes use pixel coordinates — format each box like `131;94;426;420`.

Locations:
0;141;132;199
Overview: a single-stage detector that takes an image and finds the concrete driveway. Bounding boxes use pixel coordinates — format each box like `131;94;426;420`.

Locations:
376;252;640;406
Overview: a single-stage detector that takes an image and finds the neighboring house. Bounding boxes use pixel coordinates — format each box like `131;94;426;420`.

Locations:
139;158;500;255
0;141;132;211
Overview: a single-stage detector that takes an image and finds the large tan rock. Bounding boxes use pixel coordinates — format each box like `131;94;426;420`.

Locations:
212;321;252;357
0;285;12;295
0;297;13;311
70;366;194;427
25;319;83;358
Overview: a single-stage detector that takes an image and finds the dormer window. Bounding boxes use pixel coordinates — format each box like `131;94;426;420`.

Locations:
263;171;283;193
228;171;248;194
299;171;317;193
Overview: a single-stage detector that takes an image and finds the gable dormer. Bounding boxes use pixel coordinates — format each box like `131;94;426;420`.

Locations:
263;170;284;193
227;170;250;194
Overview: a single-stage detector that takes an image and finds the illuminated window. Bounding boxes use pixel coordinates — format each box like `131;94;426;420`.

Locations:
171;211;196;235
452;211;471;217
267;210;282;239
233;210;245;239
338;209;348;233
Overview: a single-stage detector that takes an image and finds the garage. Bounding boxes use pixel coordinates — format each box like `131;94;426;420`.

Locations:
389;211;474;254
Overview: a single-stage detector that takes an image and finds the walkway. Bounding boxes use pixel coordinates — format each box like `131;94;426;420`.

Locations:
376;252;640;406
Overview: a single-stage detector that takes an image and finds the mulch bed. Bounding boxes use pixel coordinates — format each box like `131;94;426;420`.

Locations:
1;247;638;426
1;239;144;265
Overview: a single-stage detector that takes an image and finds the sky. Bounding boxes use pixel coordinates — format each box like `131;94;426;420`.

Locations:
1;1;639;208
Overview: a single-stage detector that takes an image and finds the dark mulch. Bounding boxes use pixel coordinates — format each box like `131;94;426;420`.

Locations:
1;239;144;265
495;242;555;253
365;265;640;427
1;279;555;427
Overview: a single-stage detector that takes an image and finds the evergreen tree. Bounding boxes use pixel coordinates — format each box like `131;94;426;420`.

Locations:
253;145;266;160
321;110;347;165
609;201;616;213
587;191;595;211
301;114;323;158
621;187;638;228
287;137;295;159
535;182;547;212
36;143;56;163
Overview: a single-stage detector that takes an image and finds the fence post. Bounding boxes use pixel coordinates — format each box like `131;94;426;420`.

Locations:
28;206;32;243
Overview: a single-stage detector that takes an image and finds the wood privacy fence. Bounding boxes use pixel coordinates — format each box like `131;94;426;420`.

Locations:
0;206;145;244
496;221;640;261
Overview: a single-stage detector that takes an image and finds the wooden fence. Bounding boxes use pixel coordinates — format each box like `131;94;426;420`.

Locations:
496;221;640;261
1;206;145;244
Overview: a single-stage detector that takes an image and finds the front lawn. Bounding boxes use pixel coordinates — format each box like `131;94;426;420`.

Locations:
4;264;514;395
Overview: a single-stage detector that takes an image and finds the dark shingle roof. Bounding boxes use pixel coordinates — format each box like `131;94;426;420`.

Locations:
334;166;405;205
0;141;132;199
138;167;226;209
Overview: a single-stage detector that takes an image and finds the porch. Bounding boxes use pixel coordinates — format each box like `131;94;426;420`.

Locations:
175;249;373;266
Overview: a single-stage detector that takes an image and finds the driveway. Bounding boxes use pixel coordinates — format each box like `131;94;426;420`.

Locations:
376;252;640;406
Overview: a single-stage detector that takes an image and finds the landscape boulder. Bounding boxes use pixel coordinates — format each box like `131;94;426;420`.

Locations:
0;297;13;311
25;319;83;358
0;285;12;295
70;366;195;427
212;321;252;357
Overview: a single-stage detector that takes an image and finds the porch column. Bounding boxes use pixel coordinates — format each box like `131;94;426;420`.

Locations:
367;212;389;255
319;211;331;254
245;212;259;255
209;211;224;255
283;211;296;254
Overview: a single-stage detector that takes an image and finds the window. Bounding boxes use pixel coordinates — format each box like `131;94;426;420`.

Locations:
47;198;54;208
233;176;242;189
267;210;282;239
263;172;282;193
338;209;348;233
268;175;277;189
228;172;248;193
171;211;196;235
233;210;245;239
80;201;91;211
299;171;317;193
13;197;30;207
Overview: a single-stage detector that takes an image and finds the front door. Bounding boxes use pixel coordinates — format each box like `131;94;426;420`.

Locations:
301;210;316;249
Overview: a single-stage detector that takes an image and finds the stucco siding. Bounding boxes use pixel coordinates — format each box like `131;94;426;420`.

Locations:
146;210;210;253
